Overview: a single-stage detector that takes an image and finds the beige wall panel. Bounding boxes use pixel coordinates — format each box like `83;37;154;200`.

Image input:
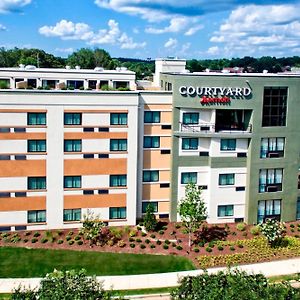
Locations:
64;132;127;140
0;196;46;211
143;151;171;169
142;184;170;200
0;160;46;177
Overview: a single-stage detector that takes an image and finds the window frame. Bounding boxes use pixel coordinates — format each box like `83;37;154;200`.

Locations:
110;139;128;151
28;177;46;190
259;168;283;193
257;199;281;223
220;139;236;151
260;137;285;158
109;207;126;219
143;136;160;148
64;176;82;188
181;172;197;184
64;140;82;152
27;140;46;152
109;175;127;187
143;170;159;182
142;202;158;213
27;210;46;223
110;113;128;125
182;112;199;125
27;113;46;125
218;174;235;186
182;138;199;150
63;208;81;222
144;111;161;123
64;113;82;125
217;205;234;217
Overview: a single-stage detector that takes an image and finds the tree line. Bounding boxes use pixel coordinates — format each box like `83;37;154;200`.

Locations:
0;47;300;80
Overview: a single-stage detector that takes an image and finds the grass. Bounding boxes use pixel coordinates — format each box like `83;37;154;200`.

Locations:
114;287;173;296
0;247;195;278
268;273;300;283
0;294;10;300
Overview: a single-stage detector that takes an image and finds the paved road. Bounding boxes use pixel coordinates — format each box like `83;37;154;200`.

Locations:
0;257;299;293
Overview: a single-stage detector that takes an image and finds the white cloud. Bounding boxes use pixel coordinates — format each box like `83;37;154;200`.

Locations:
0;24;7;31
146;17;190;34
55;47;74;54
185;24;203;36
0;0;31;13
207;46;220;56
39;20;93;40
209;4;300;56
39;19;146;50
164;38;177;48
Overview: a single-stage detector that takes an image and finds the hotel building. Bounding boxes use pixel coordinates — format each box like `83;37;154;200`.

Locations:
0;60;299;230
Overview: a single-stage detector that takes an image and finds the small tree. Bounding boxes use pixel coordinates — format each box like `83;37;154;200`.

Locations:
178;183;207;250
259;218;286;248
80;210;104;246
143;204;157;232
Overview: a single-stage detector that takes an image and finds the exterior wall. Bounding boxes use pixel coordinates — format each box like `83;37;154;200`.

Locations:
161;73;300;224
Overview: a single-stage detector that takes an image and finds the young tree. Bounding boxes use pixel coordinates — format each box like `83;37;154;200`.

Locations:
178;182;207;250
143;203;157;232
259;218;286;248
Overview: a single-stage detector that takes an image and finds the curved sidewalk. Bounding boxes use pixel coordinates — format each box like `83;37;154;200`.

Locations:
0;257;299;293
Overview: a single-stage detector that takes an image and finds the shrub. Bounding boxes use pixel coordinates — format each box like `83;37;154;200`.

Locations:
56;230;63;236
143;205;157;232
74;235;81;241
290;224;295;228
217;245;224;251
145;239;150;244
236;223;246;231
33;232;40;237
129;230;136;237
66;235;72;241
137;226;142;231
117;240;126;247
2;237;9;243
242;232;248;237
68;231;74;236
140;244;146;249
41;238;48;244
141;232;147;237
129;237;135;242
176;245;183;250
291;228;295;232
231;232;237;236
208;241;215;248
31;238;38;243
172;242;177;247
171;269;300;300
150;234;156;238
205;247;212;253
259;219;286;247
198;241;205;247
24;231;31;236
130;243;135;248
193;247;200;253
156;240;162;245
165;239;170;245
175;224;181;229
162;225;168;230
57;239;63;244
230;246;235;251
250;226;260;236
170;230;176;235
77;240;83;245
136;238;142;243
163;244;169;250
150;244;156;249
68;240;74;245
237;243;244;248
10;234;21;243
23;238;29;243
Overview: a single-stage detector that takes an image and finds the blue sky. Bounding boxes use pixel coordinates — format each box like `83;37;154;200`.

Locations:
1;0;300;59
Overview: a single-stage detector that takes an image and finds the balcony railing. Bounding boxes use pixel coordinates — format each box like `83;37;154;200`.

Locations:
179;122;252;133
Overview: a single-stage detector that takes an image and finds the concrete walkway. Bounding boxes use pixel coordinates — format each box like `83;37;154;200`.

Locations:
0;257;299;293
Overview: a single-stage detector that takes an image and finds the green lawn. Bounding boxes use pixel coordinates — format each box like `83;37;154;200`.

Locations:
0;247;195;278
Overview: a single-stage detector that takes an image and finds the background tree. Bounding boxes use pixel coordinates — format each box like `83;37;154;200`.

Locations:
178;183;207;250
143;204;157;231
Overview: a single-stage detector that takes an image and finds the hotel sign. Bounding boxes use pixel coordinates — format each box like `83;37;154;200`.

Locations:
179;86;252;105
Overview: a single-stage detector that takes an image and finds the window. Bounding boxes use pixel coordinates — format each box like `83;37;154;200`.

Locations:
219;174;235;186
262;87;287;127
297;198;300;220
182;113;199;125
142;202;158;213
110;113;127;125
144;111;160;123
220;139;236;151
260;138;285;158
27;113;46;125
64;140;82;152
143;171;159;182
109;207;126;219
110;175;127;187
27;140;46;152
182;138;198;150
28;177;46;190
258;199;281;223
181;172;197;184
64;176;81;188
218;205;234;217
63;209;81;221
27;210;46;223
259;169;283;193
64;113;81;125
144;136;160;148
110;139;127;151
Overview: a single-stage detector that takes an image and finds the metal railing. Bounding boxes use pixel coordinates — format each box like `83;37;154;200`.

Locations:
179;122;252;133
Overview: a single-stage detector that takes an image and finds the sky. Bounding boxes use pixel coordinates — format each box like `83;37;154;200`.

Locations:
1;0;300;59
